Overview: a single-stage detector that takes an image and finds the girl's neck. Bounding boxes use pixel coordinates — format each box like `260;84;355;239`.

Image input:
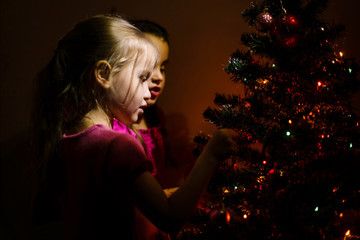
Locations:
67;108;111;135
133;117;148;130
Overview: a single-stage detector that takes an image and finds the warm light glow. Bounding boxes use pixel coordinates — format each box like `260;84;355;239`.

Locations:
288;119;292;124
226;211;231;223
321;134;325;139
339;51;344;57
286;131;291;136
243;214;248;219
318;81;322;86
263;160;267;165
224;189;230;193
346;230;350;236
340;213;343;217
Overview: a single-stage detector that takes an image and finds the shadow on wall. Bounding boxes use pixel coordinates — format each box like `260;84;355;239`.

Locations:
164;112;197;188
1;130;35;239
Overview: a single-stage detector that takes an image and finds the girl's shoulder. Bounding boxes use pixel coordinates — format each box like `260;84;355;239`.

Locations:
63;124;141;148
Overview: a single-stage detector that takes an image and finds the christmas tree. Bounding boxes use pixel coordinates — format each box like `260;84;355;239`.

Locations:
177;0;360;239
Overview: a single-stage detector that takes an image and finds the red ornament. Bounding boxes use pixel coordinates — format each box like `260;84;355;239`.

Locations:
208;208;231;225
270;14;302;48
255;12;273;32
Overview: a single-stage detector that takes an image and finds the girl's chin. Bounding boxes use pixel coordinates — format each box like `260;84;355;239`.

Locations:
145;99;157;106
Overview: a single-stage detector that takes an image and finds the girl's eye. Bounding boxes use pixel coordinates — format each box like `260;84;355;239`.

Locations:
160;66;166;74
140;74;150;82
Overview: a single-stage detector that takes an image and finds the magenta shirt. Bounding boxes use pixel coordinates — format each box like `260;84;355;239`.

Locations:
58;124;153;239
113;119;166;185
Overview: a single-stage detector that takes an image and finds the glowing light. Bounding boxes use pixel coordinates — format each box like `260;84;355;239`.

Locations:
263;79;268;84
315;206;319;212
286;131;291;136
263;160;267;165
224;189;230;193
320;27;325;31
318;81;322;87
321;134;325;139
333;187;338;192
288;119;292;124
272;63;276;68
345;230;350;236
350;143;353;148
226;211;231;223
234;186;238;190
339;51;344;57
349;68;353;73
243;214;248;219
339;213;343;217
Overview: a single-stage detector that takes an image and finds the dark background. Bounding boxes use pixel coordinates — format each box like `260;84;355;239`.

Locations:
1;0;359;239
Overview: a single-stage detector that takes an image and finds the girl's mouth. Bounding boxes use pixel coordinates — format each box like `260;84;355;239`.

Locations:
150;87;161;98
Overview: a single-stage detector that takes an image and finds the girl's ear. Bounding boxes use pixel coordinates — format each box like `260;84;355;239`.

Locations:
94;60;112;89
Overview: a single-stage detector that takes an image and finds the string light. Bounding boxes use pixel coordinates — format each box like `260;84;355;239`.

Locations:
226;211;231;223
344;230;350;240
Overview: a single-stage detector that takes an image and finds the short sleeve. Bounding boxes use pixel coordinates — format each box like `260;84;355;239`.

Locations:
106;133;153;181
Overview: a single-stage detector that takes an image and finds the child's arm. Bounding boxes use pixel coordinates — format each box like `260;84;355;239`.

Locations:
132;129;238;235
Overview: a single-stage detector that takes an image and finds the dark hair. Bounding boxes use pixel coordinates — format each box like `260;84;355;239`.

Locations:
32;15;156;177
130;19;169;44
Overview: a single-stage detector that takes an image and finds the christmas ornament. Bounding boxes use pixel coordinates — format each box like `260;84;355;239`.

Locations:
270;14;302;48
255;11;273;32
207;208;231;225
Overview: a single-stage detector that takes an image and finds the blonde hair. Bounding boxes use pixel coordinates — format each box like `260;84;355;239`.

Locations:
32;14;157;176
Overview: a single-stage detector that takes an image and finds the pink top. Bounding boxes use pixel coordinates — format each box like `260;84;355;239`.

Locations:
112;119;171;240
57;124;153;239
113;118;166;186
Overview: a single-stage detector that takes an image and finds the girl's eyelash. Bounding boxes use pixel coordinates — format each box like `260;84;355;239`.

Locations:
140;73;150;82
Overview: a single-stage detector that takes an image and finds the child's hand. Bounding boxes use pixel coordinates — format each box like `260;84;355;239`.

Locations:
203;129;239;161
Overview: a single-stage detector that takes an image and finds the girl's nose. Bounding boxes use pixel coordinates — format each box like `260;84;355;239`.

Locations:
151;68;163;84
144;82;151;99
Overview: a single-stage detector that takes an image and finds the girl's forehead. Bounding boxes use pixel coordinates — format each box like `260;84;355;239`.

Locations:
137;44;159;69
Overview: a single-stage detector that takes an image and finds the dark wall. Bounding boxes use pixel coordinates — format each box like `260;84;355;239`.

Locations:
1;0;359;239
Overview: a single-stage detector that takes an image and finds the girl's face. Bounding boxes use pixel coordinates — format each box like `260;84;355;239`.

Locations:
144;34;169;106
108;53;154;125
